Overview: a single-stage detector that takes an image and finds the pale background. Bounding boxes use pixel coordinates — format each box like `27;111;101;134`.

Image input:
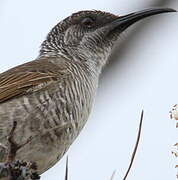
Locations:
0;0;178;180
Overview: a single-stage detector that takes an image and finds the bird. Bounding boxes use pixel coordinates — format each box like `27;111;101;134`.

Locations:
0;8;176;175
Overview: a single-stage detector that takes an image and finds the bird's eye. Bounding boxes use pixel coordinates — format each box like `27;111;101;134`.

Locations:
81;17;95;28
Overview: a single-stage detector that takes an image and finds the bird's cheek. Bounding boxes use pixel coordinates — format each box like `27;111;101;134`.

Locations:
63;27;83;46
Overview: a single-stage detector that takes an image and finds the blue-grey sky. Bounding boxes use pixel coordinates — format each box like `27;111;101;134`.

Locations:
0;0;178;180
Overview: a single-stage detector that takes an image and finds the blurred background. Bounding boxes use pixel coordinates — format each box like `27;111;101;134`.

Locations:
0;0;177;179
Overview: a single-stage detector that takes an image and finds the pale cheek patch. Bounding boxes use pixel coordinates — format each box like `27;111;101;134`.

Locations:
64;26;83;46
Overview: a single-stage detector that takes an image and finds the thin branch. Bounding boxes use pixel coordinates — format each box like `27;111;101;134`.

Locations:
65;156;69;180
0;121;40;180
110;170;116;180
123;110;144;180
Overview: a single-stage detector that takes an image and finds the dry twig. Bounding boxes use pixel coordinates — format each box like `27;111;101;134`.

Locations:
0;121;40;180
65;157;69;180
122;110;144;180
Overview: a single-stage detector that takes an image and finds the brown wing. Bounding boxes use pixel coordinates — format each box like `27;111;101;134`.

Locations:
0;58;67;103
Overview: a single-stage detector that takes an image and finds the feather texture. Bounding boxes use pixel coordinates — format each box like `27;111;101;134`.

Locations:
0;58;67;103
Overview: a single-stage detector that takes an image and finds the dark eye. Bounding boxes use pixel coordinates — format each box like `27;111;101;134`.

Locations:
81;17;95;28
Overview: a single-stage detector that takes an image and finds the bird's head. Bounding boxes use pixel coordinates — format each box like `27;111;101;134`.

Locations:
40;8;175;70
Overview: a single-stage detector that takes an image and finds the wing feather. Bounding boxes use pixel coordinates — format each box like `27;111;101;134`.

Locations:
0;58;67;103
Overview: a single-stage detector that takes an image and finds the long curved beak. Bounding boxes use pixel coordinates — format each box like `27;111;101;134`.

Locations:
109;8;176;33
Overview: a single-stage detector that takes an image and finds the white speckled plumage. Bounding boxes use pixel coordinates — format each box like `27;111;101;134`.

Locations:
0;56;100;173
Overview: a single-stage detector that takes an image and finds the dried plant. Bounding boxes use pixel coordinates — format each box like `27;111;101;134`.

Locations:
170;104;178;178
0;121;40;180
64;111;144;180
